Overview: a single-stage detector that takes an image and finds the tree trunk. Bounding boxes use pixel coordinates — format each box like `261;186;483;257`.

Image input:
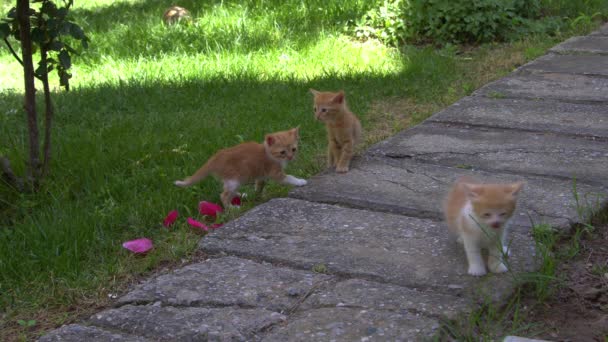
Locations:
40;46;53;178
17;0;41;186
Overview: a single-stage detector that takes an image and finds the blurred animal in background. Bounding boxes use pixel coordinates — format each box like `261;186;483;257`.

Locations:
163;5;191;25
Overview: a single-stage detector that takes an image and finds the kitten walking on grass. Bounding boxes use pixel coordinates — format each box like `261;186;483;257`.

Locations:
444;176;524;276
174;128;307;208
310;89;362;173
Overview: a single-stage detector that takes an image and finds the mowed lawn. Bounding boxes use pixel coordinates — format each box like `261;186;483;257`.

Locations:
0;0;579;339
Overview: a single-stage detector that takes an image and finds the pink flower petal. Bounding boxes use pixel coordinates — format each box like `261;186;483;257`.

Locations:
187;217;209;231
122;238;153;254
163;210;179;227
199;201;223;217
231;196;241;206
210;223;223;229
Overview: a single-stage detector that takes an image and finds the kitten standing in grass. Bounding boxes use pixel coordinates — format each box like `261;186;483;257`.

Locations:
444;176;524;276
174;128;307;208
310;89;362;173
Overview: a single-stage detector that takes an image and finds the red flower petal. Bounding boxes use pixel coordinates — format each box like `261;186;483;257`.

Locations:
122;238;153;254
199;201;223;217
163;210;179;227
187;217;209;231
210;223;223;229
231;196;241;206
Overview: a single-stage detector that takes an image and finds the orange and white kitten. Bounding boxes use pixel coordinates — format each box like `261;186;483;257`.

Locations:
310;89;362;173
444;177;524;276
174;128;307;207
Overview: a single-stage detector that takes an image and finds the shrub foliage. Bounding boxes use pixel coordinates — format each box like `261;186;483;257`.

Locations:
354;0;606;45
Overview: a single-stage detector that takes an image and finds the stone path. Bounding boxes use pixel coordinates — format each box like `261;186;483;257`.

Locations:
41;26;608;341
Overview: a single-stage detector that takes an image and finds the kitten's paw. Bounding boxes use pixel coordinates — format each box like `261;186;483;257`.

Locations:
293;178;307;186
335;166;349;173
174;180;188;187
467;264;487;276
489;262;508;274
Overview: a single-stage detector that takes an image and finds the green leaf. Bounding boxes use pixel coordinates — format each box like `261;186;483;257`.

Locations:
41;1;57;16
56;7;68;19
69;23;85;40
50;40;63;51
0;23;9;39
35;62;47;78
7;7;17;19
31;27;45;44
58;49;71;69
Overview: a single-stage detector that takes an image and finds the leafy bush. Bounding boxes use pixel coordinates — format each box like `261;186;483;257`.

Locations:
353;0;606;45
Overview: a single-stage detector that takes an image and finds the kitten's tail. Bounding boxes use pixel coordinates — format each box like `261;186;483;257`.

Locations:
174;161;213;187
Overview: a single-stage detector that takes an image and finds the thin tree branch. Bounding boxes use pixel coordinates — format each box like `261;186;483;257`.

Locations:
41;45;53;178
3;37;24;67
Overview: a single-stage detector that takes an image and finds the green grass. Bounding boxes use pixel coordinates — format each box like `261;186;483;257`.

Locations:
0;0;605;340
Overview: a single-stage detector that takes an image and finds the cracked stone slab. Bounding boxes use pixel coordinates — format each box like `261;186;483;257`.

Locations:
590;23;608;36
90;304;285;341
366;122;608;187
39;324;149;342
428;96;608;139
518;53;608;76
549;35;608;54
118;256;330;312
290;157;602;230
201;198;537;303
261;307;439;342
474;73;608;103
301;278;470;320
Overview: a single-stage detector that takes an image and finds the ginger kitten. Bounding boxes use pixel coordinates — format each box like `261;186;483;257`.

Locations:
444;176;524;276
174;128;307;207
310;89;362;173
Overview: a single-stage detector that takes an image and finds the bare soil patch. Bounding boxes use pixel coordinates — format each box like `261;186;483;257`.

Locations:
526;222;608;342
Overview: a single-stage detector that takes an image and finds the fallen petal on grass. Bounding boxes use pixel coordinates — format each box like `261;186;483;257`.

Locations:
231;196;241;206
187;217;209;231
122;238;153;254
163;210;179;227
199;201;223;217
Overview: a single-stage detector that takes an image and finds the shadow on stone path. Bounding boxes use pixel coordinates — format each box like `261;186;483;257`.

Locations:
41;25;608;342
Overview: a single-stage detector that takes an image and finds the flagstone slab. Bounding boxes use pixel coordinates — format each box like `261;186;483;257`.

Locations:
90;305;286;342
518;53;608;76
117;256;331;313
39;324;149;342
428;96;608;139
590;23;608;36
291;157;600;230
201;198;538;303
301;278;470;320
261;307;439;342
367;122;608;187
549;35;608;54
474;73;608;103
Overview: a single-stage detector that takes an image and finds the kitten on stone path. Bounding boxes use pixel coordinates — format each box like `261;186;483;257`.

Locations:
444;176;524;276
310;89;362;173
174;128;307;208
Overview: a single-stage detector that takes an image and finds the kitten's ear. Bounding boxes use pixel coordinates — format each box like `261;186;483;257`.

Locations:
463;183;483;200
309;89;320;97
508;181;524;196
291;127;300;138
332;91;345;104
265;135;275;146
